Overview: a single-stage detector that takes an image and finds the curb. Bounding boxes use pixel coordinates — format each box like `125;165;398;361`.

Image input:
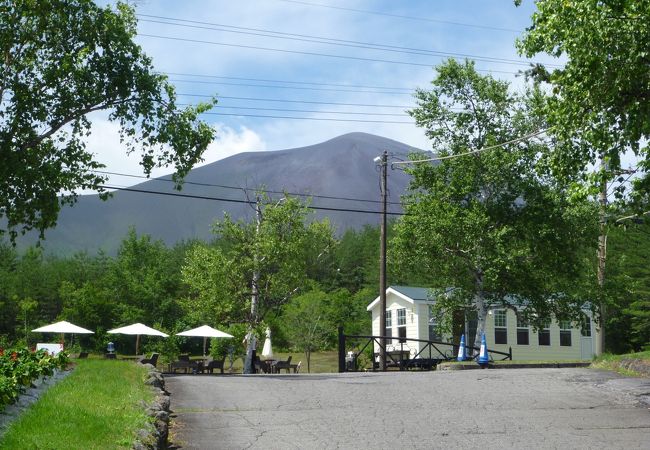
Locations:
604;358;650;378
439;362;591;371
133;364;170;450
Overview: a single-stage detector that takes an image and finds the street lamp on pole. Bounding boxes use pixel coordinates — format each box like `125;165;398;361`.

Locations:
375;151;388;371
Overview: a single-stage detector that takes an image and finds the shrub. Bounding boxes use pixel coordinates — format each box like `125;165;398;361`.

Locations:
0;347;68;412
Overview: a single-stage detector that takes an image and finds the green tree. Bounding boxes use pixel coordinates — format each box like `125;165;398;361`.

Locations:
324;288;372;345
396;59;596;348
516;0;650;182
0;0;216;241
516;0;650;353
18;297;37;346
605;221;650;351
182;195;334;373
283;290;331;373
0;242;18;339
108;229;184;330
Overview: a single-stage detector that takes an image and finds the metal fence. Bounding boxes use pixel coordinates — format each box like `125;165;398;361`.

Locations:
337;327;512;372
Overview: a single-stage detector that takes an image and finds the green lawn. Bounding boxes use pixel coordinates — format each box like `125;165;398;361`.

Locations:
213;350;340;374
592;350;650;377
0;359;154;450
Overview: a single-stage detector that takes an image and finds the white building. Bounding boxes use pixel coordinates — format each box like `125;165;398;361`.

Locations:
367;286;598;361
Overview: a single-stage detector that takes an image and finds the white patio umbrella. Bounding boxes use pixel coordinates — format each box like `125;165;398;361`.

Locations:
32;320;94;334
176;325;234;357
261;327;273;360
32;320;94;349
108;323;168;355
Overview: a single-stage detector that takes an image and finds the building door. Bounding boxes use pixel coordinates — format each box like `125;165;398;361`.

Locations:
580;315;593;360
580;337;593;360
465;310;478;350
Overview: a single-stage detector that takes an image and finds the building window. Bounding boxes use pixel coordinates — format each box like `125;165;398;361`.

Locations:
397;308;406;326
581;315;592;337
516;314;529;345
494;310;507;344
559;320;572;347
538;320;551;346
397;308;407;343
428;306;440;341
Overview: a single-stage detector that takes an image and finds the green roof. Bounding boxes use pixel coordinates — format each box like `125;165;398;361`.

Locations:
390;286;433;301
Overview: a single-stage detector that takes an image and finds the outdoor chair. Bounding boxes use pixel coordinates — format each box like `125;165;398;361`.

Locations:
170;354;198;374
254;356;270;374
289;360;301;373
205;355;226;374
272;356;292;373
140;353;159;367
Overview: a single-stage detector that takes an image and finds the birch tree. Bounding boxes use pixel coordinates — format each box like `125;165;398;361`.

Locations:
182;195;334;373
394;59;595;349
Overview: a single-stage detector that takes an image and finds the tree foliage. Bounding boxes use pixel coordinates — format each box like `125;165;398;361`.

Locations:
183;196;335;327
396;59;596;347
283;290;332;373
0;0;216;241
516;0;650;193
604;221;650;351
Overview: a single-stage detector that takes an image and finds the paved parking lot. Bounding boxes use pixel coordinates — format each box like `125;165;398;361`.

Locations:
166;368;650;449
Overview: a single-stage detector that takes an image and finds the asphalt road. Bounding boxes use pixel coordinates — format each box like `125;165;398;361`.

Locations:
166;368;650;449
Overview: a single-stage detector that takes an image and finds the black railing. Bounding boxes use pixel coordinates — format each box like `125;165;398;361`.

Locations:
338;327;512;373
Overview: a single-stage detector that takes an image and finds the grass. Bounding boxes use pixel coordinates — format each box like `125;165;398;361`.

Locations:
0;359;154;450
591;350;650;377
212;350;340;374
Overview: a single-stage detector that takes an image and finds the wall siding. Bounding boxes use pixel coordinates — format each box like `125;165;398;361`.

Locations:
485;309;588;361
369;291;593;362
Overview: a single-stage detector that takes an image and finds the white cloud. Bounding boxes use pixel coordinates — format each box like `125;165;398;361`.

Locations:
81;114;266;191
199;123;267;163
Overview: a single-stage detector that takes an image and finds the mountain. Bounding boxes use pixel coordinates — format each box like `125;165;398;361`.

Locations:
17;132;422;254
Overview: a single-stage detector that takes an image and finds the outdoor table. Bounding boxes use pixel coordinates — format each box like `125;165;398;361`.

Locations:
194;359;206;374
262;359;275;373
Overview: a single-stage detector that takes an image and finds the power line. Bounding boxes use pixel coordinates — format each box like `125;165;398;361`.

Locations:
100;185;406;216
198;110;413;124
274;0;522;33
163;71;414;92
207;105;408;117
138;33;516;73
94;170;404;206
168;77;411;95
137;15;548;68
391;129;549;165
179;93;413;109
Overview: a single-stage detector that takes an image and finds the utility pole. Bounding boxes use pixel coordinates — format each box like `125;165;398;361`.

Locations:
378;150;388;370
244;196;262;374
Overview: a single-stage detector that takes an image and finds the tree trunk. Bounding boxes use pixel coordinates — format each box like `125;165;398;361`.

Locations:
306;347;311;373
596;157;608;356
244;198;262;374
473;270;487;350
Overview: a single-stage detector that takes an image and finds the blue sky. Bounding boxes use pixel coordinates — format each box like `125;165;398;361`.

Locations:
90;0;550;185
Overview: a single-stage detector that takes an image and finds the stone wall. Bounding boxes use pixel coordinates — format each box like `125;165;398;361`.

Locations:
133;364;171;450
